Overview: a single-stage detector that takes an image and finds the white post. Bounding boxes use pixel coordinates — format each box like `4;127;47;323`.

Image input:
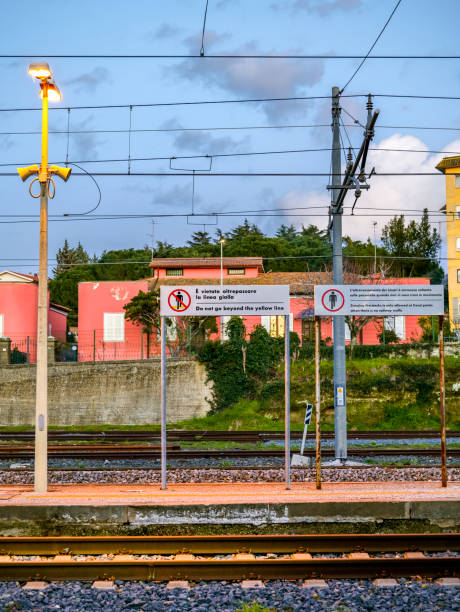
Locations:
160;316;167;489
285;314;291;490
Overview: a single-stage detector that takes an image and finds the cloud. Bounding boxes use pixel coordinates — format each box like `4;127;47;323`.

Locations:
63;67;111;93
0;135;14;151
276;133;456;242
171;41;324;121
271;0;362;16
149;23;181;40
66;115;107;160
152;182;200;208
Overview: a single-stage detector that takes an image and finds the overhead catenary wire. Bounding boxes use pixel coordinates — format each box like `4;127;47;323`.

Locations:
2;92;460;114
340;0;403;93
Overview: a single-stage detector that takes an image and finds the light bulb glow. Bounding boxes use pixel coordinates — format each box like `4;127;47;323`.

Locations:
28;63;52;79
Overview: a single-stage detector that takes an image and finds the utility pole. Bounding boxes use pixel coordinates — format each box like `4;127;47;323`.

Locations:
328;89;379;462
330;86;347;461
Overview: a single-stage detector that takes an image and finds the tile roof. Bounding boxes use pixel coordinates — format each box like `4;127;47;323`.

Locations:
149;257;264;271
148;271;362;295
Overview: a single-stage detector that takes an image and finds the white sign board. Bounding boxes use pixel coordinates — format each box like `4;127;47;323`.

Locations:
160;285;290;317
314;285;444;316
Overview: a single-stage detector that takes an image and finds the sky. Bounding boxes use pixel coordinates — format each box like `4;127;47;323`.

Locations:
0;0;459;274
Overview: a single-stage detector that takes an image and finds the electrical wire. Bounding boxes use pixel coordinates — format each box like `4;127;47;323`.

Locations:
1;123;460;136
340;0;403;93
2;92;460;114
0;54;457;59
200;0;209;56
63;163;102;215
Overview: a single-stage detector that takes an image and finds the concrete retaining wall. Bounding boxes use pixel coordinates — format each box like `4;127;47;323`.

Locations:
0;358;211;426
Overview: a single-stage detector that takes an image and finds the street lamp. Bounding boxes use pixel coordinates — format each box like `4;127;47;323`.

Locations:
219;238;225;343
17;63;71;493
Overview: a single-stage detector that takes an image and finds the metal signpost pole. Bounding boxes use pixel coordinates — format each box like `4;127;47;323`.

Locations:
331;86;347;462
285;314;291;490
439;314;447;487
315;316;322;490
160;315;167;490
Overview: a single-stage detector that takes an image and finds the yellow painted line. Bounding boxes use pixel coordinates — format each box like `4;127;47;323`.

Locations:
22;489;459;499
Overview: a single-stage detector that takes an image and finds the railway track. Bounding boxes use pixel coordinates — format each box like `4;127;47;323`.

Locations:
0;429;458;443
0;445;459;459
0;534;457;581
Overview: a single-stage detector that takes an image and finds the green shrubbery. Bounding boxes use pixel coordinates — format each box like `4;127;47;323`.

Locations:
198;317;300;413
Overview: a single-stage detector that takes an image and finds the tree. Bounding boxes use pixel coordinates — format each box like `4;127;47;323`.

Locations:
53;240;89;276
123;289;217;358
381;209;442;279
187;231;212;247
276;224;298;242
123;290;160;358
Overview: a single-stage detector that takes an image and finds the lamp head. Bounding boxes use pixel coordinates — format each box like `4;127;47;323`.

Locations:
40;79;61;102
219;238;226;244
28;63;52;79
50;165;72;182
17;165;39;182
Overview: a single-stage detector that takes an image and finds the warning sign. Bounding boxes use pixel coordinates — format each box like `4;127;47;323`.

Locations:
314;285;444;316
321;288;345;312
167;289;191;312
160;285;290;317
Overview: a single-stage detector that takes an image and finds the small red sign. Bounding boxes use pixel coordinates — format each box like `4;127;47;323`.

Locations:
168;289;191;312
321;288;345;312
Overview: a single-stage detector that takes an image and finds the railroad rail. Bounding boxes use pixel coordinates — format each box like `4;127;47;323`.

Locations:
0;446;459;460
0;534;457;581
0;429;458;443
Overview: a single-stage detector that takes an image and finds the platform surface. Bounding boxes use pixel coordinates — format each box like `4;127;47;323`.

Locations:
0;481;459;506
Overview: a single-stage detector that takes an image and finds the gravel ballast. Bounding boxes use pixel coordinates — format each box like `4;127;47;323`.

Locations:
0;579;458;611
1;466;459;484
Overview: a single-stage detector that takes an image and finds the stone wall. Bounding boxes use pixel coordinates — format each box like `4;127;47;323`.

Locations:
0;358;211;426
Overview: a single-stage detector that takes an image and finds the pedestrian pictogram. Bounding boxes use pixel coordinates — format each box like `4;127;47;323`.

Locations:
321;288;345;312
168;289;191;312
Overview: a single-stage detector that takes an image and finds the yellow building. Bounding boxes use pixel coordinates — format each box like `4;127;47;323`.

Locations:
436;156;460;335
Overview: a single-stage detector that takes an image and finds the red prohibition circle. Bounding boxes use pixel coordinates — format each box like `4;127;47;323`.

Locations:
321;288;345;312
168;288;191;312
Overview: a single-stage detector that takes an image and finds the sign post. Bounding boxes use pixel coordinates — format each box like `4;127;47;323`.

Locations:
314;284;446;485
439;314;447;487
315;316;321;490
160;285;291;489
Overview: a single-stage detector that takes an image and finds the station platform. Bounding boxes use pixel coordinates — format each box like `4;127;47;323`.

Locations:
0;481;459;536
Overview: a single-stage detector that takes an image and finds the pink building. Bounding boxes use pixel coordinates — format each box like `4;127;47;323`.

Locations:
77;258;431;360
0;270;69;362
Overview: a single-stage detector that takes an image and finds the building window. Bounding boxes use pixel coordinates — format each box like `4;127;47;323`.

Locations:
104;313;125;342
457;238;460;251
458;269;460;283
227;268;245;276
457;205;460;219
0;314;3;337
384;316;405;340
455;176;460;188
166;268;183;276
301;318;314;342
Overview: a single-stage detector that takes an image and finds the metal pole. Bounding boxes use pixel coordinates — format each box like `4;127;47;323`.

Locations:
141;330;144;360
34;83;49;494
331;86;347;461
160;315;167;489
93;329;96;363
439;314;447;487
220;240;224;343
315;316;321;490
26;336;29;364
373;221;377;275
285;313;291;489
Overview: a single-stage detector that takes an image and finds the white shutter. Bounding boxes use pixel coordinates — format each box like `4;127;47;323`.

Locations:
222;315;232;340
289;313;294;332
384;316;395;332
103;313;125;342
0;314;3;337
395;316;405;340
261;316;270;332
166;319;177;341
345;322;351;341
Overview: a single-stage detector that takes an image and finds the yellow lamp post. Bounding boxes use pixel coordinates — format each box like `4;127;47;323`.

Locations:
219;238;225;343
17;63;71;493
